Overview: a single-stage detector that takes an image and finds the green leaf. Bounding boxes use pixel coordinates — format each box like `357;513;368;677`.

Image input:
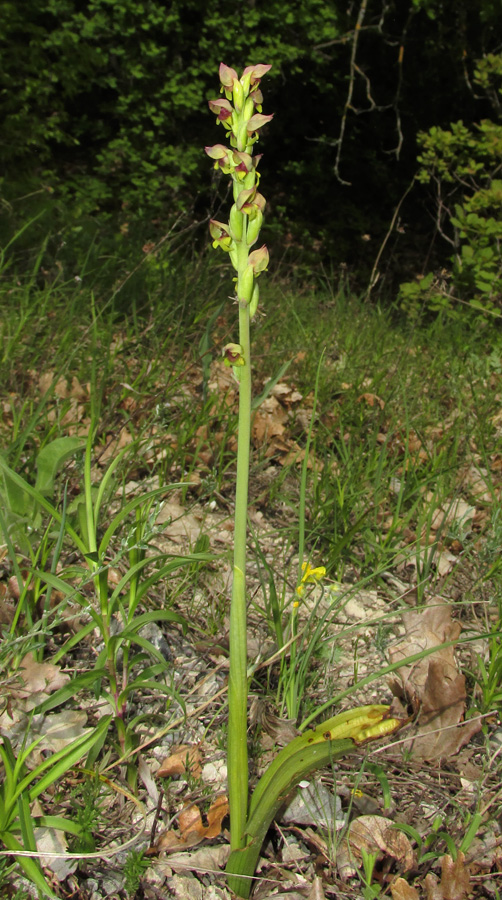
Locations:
226;706;400;898
35;437;84;496
0;830;56;898
123;608;186;633
97;484;186;557
34;815;82;836
0;456;86;553
33;671;108;716
28;716;112;802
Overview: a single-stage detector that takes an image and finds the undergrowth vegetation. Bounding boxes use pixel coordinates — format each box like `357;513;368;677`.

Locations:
1;218;502;897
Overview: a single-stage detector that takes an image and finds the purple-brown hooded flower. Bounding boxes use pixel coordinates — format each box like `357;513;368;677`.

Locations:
247;113;274;136
236;187;266;217
223;342;245;367
205;143;234;174
209;219;233;251
242;64;272;87
208;98;233;124
219;63;239;91
250;88;264;110
231;151;254;179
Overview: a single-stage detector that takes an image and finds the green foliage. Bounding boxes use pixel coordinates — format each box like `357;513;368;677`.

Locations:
0;717;111;898
123;849;150;897
467;628;502;714
0;437;83;555
399;54;502;318
0;430;213;779
69;774;106;853
0;0;340;222
0;857;30;900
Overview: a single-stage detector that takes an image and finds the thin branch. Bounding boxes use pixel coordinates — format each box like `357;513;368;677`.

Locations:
365;176;416;300
334;0;368;185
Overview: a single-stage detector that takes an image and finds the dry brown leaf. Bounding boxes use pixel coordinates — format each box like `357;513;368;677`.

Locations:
155;502;202;543
166;843;230;874
391;877;420;900
179;803;204;836
270;382;303;406
252;396;287;447
424;852;471;900
38;371;69;399
199;794;229;839
388;603;481;760
148;830;187;854
429;498;475;533
337;815;415;881
282;445;316;469
307;876;327;900
249;699;300;746
357;392;385;409
157;744;203;779
15;653;70;700
149;795;229;855
69;376;87;400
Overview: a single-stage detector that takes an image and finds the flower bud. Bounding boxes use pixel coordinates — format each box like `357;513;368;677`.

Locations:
208;98;233;123
242;64;273;86
229;204;243;241
251;88;263;110
240;72;252;97
205;143;234;174
238;264;254;304
232;151;253;180
243;97;254;120
236;186;256;213
233;78;245;111
246;209;263;247
248;244;269;275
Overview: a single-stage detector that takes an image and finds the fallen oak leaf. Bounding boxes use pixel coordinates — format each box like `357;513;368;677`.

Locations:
166;843;230;874
424;852;471;900
203;794;230;838
179;802;205;837
337;815;415;881
14;652;70;703
391;877;420;899
147;830;188;855
157;744;203;779
388;602;481;760
179;795;229;840
148;795;229;856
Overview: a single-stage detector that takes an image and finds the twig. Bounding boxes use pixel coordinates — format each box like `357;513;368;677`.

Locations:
365;176;416;299
334;0;369;185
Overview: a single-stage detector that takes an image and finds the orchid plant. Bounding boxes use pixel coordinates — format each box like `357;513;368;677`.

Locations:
206;64;402;898
205;61;272;863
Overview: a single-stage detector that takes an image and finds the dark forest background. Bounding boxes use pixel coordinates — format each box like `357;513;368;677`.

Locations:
1;0;501;308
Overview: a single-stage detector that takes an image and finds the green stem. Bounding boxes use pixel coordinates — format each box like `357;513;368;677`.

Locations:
228;240;252;852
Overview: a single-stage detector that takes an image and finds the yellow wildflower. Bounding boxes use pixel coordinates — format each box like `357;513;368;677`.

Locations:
296;561;326;597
